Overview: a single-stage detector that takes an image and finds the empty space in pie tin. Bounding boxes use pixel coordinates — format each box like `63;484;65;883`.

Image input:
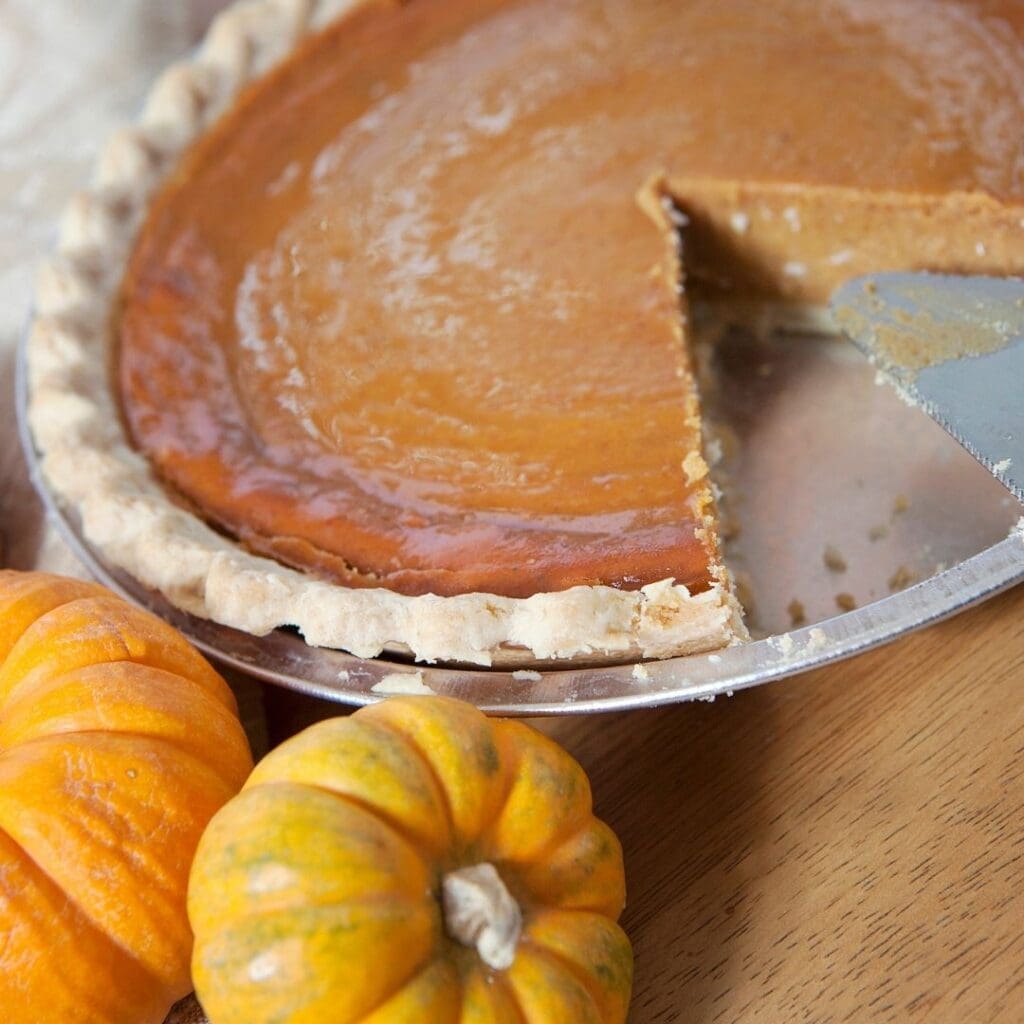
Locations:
17;325;1024;714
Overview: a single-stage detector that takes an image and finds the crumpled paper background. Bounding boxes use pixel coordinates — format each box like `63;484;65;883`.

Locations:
1;0;224;573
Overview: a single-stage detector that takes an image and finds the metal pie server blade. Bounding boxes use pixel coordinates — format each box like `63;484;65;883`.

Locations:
830;272;1024;504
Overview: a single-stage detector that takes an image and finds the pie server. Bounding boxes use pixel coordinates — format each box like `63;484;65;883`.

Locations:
831;272;1024;504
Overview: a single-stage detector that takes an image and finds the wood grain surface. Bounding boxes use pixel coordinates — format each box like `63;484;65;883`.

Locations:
2;3;1023;1022
546;586;1024;1022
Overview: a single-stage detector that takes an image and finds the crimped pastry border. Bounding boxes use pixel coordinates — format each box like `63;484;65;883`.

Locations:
25;0;743;666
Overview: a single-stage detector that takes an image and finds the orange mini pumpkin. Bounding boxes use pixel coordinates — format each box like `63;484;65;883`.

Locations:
0;570;254;1024
189;695;632;1024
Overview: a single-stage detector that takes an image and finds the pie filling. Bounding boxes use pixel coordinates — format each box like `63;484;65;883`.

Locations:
117;0;1024;602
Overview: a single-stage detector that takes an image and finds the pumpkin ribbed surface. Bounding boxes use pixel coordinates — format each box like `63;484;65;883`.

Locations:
189;696;632;1024
0;571;254;1024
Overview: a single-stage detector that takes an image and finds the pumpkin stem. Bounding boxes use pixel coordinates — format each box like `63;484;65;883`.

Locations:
442;862;522;971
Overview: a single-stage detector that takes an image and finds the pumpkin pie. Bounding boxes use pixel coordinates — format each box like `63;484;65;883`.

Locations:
28;0;1024;665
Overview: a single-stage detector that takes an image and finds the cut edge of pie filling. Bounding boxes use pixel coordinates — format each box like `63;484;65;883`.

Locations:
633;173;745;636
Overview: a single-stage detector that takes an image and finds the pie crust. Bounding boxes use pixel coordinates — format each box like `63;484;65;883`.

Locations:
26;0;1023;666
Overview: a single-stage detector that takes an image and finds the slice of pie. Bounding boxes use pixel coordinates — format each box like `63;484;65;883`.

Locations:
28;0;1024;665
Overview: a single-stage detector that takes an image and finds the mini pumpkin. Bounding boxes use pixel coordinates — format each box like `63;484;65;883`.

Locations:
0;570;254;1024
189;695;632;1023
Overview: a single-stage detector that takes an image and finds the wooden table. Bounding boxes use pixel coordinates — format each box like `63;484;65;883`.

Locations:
554;588;1024;1022
2;3;1022;1021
